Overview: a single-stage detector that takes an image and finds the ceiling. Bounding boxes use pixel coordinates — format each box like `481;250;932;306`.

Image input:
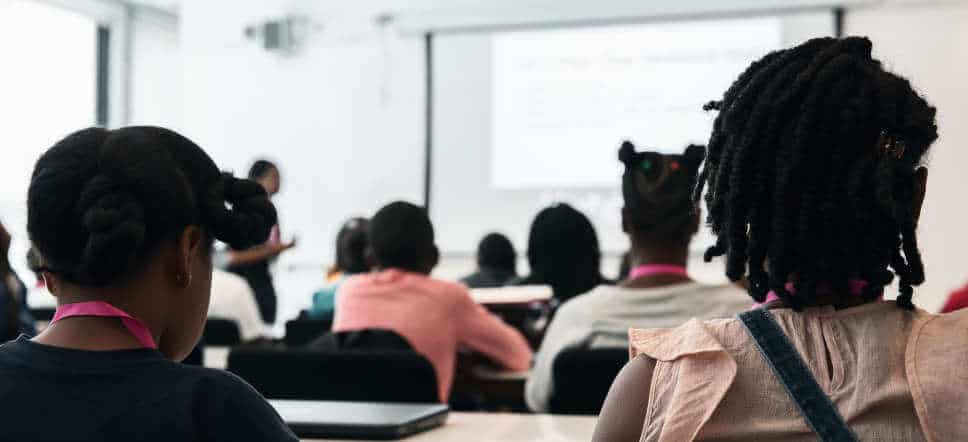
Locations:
124;0;180;13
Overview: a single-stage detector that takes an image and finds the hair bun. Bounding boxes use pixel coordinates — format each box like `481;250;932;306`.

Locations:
205;173;277;249
74;174;147;284
618;140;637;166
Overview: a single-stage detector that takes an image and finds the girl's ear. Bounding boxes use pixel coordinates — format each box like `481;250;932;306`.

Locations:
176;226;205;287
913;167;929;226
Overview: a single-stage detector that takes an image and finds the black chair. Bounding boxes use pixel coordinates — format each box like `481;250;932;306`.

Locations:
227;346;439;403
203;318;241;346
548;347;629;415
284;318;332;347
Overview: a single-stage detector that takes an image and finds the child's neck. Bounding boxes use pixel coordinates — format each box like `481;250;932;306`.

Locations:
34;315;144;351
620;247;691;289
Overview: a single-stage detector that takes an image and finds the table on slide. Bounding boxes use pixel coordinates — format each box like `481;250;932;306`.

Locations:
302;412;598;442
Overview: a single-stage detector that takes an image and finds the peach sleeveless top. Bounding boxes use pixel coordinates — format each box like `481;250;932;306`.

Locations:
629;302;968;442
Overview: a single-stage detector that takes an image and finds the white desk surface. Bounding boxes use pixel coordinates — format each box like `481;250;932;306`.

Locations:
469;285;552;305
303;412;597;442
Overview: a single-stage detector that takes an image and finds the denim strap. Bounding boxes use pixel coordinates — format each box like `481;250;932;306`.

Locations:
738;309;858;442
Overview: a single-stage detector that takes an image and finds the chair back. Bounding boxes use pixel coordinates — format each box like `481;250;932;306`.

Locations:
548;347;629;415
228;346;439;403
284;318;333;347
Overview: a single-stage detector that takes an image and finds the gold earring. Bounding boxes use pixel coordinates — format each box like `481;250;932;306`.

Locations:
176;273;192;288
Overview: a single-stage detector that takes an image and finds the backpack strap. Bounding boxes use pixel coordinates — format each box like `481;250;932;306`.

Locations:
738;309;858;442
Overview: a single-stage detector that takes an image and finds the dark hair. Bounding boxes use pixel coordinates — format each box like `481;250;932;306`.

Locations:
335;217;371;274
619;141;705;245
28;126;277;286
248;159;278;180
368;201;435;272
476;233;516;273
523;203;605;302
697;37;938;310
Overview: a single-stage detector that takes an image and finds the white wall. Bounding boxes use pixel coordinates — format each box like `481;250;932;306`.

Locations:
178;0;426;274
165;0;968;316
128;6;182;128
849;2;968;311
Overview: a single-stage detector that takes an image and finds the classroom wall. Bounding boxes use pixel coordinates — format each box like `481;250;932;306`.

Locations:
166;0;968;314
848;2;968;311
128;6;182;128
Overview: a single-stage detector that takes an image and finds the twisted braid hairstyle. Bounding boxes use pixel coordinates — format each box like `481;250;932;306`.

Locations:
28;126;277;286
697;36;938;310
619;141;705;245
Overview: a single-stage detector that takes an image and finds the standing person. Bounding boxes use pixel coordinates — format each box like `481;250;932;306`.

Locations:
595;37;966;441
333;201;532;402
0;126;295;441
515;204;609;305
460;233;518;289
0;221;36;341
306;217;371;321
226;159;294;324
525;142;750;413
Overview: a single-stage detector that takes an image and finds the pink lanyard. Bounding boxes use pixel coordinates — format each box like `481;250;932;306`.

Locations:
51;301;158;349
628;264;689;279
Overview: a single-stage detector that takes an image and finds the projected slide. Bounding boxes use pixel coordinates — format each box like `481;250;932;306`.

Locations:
431;13;834;254
491;18;781;188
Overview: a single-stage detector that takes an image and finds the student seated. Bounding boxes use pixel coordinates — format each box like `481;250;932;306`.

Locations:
333;201;532;402
306;217;370;320
209;269;269;342
514;204;609;306
460;232;518;288
0;221;36;341
0;126;296;441
595;37;968;441
525;142;750;413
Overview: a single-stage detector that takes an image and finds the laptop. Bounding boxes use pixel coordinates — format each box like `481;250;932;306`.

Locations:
269;400;450;440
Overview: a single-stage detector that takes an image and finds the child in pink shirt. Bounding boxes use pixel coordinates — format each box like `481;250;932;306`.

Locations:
333;201;532;402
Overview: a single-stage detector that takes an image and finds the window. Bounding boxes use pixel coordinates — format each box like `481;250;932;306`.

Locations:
0;0;98;280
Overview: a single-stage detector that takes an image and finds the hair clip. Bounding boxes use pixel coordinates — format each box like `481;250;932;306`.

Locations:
669;161;680;171
640;159;653;172
878;130;906;160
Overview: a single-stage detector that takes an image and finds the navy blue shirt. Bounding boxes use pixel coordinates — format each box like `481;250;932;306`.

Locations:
0;337;297;442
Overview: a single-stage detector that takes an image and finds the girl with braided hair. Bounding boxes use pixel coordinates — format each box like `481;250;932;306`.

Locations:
0;126;297;441
525;141;750;413
595;37;967;441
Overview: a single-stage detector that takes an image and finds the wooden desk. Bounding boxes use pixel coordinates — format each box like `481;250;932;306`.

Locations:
303;412;597;442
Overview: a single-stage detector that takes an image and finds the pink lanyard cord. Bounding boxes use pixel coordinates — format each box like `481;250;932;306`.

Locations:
51;301;158;350
628;264;689;280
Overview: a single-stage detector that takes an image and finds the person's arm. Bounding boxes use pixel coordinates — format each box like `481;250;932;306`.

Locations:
208;372;299;442
592;355;656;442
524;302;582;412
226;242;293;267
454;289;533;373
